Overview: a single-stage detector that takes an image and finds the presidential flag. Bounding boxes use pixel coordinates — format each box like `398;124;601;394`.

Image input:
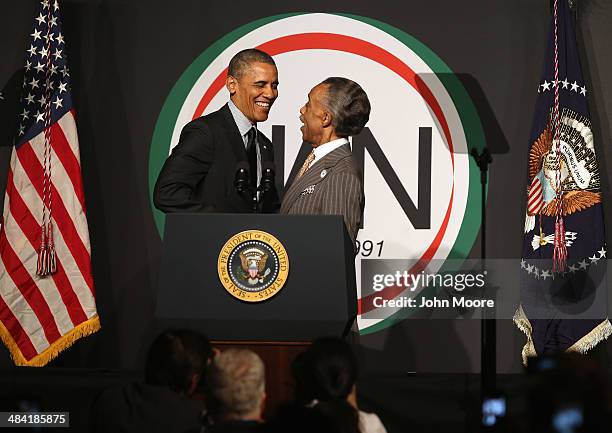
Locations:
0;0;99;366
514;0;611;364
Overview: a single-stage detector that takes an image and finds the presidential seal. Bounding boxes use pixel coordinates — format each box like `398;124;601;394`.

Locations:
217;230;289;302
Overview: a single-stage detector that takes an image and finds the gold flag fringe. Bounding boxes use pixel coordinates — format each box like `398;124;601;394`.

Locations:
513;305;537;366
513;305;612;366
0;315;101;367
567;318;612;354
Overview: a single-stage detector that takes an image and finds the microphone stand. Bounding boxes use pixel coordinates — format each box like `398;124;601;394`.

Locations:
234;165;258;213
251;188;258;213
470;147;495;399
256;166;275;213
236;167;275;214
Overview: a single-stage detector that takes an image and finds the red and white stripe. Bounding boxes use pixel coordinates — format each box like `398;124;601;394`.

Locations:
527;176;544;215
0;110;97;364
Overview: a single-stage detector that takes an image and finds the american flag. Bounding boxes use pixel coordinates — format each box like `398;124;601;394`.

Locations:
0;0;99;366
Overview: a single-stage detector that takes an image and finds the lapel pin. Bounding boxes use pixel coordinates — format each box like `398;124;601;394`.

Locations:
320;169;327;178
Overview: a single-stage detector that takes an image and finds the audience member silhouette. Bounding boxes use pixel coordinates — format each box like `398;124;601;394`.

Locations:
204;348;267;433
271;337;387;433
91;328;213;433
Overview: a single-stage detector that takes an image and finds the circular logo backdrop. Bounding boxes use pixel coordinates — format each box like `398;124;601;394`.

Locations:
218;230;289;302
149;13;484;332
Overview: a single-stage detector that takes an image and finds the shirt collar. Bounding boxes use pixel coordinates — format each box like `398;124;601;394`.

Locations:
313;137;348;161
228;99;255;137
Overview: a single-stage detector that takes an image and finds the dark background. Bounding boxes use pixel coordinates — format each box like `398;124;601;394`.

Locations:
1;0;612;378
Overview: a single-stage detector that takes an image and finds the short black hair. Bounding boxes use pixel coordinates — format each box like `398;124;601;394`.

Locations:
290;338;360;433
228;48;276;79
292;337;358;403
144;328;213;394
320;77;371;137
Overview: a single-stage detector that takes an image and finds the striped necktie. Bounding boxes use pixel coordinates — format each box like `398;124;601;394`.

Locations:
297;150;315;179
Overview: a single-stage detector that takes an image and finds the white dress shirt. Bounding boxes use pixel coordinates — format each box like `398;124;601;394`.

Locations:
228;99;261;183
311;137;349;167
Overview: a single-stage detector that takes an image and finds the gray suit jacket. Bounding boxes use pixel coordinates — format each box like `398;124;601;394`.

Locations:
280;143;364;243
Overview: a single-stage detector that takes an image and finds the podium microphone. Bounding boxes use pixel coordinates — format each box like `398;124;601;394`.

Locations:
259;161;275;193
234;161;250;193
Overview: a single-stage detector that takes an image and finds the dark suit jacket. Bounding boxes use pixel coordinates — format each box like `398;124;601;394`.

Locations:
206;420;267;433
154;103;278;213
280;143;364;243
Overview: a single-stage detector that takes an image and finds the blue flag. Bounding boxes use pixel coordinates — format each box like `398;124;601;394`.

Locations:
514;0;611;364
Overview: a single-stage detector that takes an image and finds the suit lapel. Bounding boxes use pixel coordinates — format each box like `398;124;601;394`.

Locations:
281;143;352;212
258;133;274;162
220;103;248;163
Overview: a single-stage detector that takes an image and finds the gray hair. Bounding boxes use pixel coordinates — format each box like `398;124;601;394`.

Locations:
206;349;265;419
228;48;276;79
320;77;371;137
